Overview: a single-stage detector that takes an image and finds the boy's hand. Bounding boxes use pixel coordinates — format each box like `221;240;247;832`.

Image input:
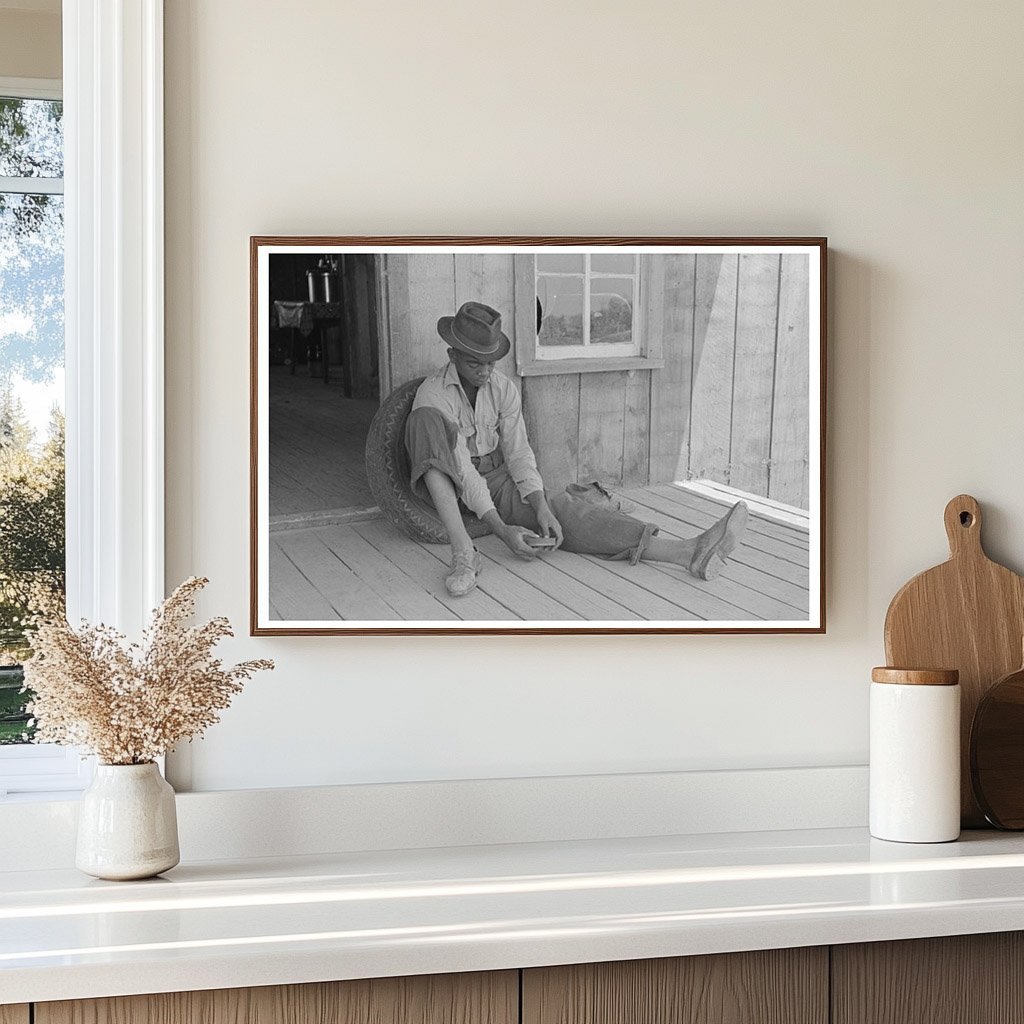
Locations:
534;502;563;548
526;491;564;549
499;524;541;560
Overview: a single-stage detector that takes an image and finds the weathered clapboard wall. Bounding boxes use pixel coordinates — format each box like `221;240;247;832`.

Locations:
685;254;811;508
524;362;654;497
380;254;520;392
380;252;811;509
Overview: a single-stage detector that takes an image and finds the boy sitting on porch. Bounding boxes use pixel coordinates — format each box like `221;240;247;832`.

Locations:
405;301;749;597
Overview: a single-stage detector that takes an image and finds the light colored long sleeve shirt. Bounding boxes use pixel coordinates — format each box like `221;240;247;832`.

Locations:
411;361;545;518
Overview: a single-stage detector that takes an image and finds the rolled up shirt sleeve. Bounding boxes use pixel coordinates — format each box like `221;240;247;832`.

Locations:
498;380;545;501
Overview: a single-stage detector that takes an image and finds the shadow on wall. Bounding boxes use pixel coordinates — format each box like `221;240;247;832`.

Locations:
377;252;811;509
686;253;811;509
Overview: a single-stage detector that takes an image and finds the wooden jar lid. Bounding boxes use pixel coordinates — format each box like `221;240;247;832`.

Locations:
871;667;960;686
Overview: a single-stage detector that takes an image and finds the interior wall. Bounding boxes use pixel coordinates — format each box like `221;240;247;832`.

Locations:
0;9;61;80
164;0;1024;791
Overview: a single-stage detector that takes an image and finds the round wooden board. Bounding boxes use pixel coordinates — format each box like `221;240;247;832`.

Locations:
971;664;1024;829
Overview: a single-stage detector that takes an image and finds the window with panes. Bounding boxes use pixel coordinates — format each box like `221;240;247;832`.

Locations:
535;252;641;359
0;90;65;747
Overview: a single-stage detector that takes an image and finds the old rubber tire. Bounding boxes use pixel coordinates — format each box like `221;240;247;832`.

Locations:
365;377;490;545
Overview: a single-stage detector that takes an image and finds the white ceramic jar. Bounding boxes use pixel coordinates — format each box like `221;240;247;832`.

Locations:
76;762;180;880
870;667;961;843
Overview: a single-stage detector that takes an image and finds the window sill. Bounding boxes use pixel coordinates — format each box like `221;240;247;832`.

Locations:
518;356;665;377
0;767;864;1000
3;825;1024;1004
0;788;86;804
0;745;94;797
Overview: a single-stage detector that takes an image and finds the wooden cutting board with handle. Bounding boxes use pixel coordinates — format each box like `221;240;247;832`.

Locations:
885;494;1024;827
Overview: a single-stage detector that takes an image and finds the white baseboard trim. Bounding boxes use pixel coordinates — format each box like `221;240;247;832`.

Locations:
0;765;868;872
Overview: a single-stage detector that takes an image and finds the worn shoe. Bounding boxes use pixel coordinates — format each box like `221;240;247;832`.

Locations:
566;481;637;514
445;548;482;597
689;501;749;581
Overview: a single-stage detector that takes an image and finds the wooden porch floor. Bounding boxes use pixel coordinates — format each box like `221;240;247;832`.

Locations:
269;367;378;517
269;483;810;624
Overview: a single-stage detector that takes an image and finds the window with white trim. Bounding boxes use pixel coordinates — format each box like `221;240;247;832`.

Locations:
536;252;641;359
0;88;65;733
0;2;166;799
515;252;665;377
0;80;86;798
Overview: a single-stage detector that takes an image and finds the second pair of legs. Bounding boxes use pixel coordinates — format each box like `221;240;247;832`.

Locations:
421;467;749;597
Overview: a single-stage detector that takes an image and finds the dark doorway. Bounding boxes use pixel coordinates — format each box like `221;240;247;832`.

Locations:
267;254;382;523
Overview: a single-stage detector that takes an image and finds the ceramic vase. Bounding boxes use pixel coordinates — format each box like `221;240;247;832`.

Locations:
869;667;961;843
75;762;180;880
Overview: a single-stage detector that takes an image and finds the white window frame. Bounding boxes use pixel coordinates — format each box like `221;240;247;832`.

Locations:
514;253;666;378
0;0;164;800
0;75;82;797
536;253;641;360
0;76;64;192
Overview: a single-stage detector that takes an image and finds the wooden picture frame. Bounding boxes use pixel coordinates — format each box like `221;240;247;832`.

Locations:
251;237;826;635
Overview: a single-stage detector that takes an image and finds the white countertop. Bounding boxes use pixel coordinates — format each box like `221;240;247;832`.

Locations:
5;826;1024;1005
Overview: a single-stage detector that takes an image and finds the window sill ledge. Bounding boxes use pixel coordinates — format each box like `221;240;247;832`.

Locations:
3;825;1024;1004
518;356;665;377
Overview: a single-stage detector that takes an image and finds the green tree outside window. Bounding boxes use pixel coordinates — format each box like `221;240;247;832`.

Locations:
0;94;66;743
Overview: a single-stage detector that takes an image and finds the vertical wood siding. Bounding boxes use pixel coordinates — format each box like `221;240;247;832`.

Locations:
683;253;810;509
384;253;457;392
521;374;580;491
622;369;651;485
769;255;811;508
730;255;781;497
688;255;738;488
382;253;810;508
384;254;519;395
579;372;627;486
648;254;696;485
527;370;654;493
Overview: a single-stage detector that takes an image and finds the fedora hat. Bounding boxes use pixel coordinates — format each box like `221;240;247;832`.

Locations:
437;301;511;363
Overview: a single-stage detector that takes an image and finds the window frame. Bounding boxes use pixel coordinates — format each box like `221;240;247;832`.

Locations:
0;77;64;195
536;252;642;360
0;0;165;800
0;75;80;795
514;252;666;377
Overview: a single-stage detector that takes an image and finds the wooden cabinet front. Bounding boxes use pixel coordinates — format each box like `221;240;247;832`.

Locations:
19;931;1024;1024
832;932;1024;1024
35;971;518;1024
522;948;828;1024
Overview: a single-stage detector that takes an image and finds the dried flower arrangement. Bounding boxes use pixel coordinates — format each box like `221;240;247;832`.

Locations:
22;576;273;765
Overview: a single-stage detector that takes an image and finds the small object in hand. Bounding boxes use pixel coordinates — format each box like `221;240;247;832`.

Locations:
524;535;557;549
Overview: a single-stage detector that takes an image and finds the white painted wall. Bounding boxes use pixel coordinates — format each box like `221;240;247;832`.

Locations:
0;8;61;80
163;0;1024;791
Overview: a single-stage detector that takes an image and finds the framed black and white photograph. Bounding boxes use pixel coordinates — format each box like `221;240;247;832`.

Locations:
250;237;826;635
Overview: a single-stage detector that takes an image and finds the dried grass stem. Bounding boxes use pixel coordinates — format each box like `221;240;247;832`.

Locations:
23;577;273;765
